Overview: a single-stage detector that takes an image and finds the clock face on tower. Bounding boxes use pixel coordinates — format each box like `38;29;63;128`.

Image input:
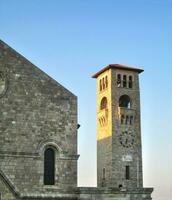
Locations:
0;71;7;97
119;131;135;148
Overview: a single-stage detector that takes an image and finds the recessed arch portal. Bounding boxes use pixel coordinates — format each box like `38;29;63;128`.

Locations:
119;95;131;109
100;97;108;110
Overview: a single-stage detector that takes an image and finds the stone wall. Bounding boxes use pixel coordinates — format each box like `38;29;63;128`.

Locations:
111;69;143;188
0;40;78;194
0;178;153;200
96;68;143;188
96;69;113;187
0;40;153;200
79;187;153;200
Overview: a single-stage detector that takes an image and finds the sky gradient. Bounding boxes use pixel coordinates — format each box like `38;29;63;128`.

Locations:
0;1;172;199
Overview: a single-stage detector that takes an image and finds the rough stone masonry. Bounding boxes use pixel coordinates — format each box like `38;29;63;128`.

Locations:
0;40;153;200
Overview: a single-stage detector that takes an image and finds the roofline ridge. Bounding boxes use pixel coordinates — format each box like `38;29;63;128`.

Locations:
0;39;77;98
92;64;144;78
0;169;21;197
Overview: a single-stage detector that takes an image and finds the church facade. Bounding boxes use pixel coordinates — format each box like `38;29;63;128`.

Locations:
0;40;153;200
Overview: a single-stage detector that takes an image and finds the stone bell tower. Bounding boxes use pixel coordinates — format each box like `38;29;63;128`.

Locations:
92;64;144;189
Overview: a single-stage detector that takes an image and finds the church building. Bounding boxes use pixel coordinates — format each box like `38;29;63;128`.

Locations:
0;40;153;200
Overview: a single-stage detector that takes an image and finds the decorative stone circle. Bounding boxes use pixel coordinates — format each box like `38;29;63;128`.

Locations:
0;71;8;98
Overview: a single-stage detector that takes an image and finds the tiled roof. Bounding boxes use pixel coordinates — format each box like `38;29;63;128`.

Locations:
92;64;144;78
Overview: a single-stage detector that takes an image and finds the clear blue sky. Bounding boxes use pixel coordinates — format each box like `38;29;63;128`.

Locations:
0;1;172;199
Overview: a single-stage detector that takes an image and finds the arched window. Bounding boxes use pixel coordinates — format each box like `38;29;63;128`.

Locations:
129;76;133;88
100;97;108;110
119;95;131;109
123;75;127;88
44;148;55;185
117;74;121;87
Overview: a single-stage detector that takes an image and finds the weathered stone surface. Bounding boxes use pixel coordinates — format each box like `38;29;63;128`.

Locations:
0;40;153;200
0;40;78;197
95;67;143;188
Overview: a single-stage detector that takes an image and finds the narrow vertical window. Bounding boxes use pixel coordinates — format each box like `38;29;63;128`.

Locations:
121;115;124;124
123;75;127;88
102;78;105;90
105;76;108;88
126;115;129;125
117;74;121;87
130;116;133;125
102;168;106;180
100;79;102;91
44;148;55;185
129;76;133;88
126;166;130;180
